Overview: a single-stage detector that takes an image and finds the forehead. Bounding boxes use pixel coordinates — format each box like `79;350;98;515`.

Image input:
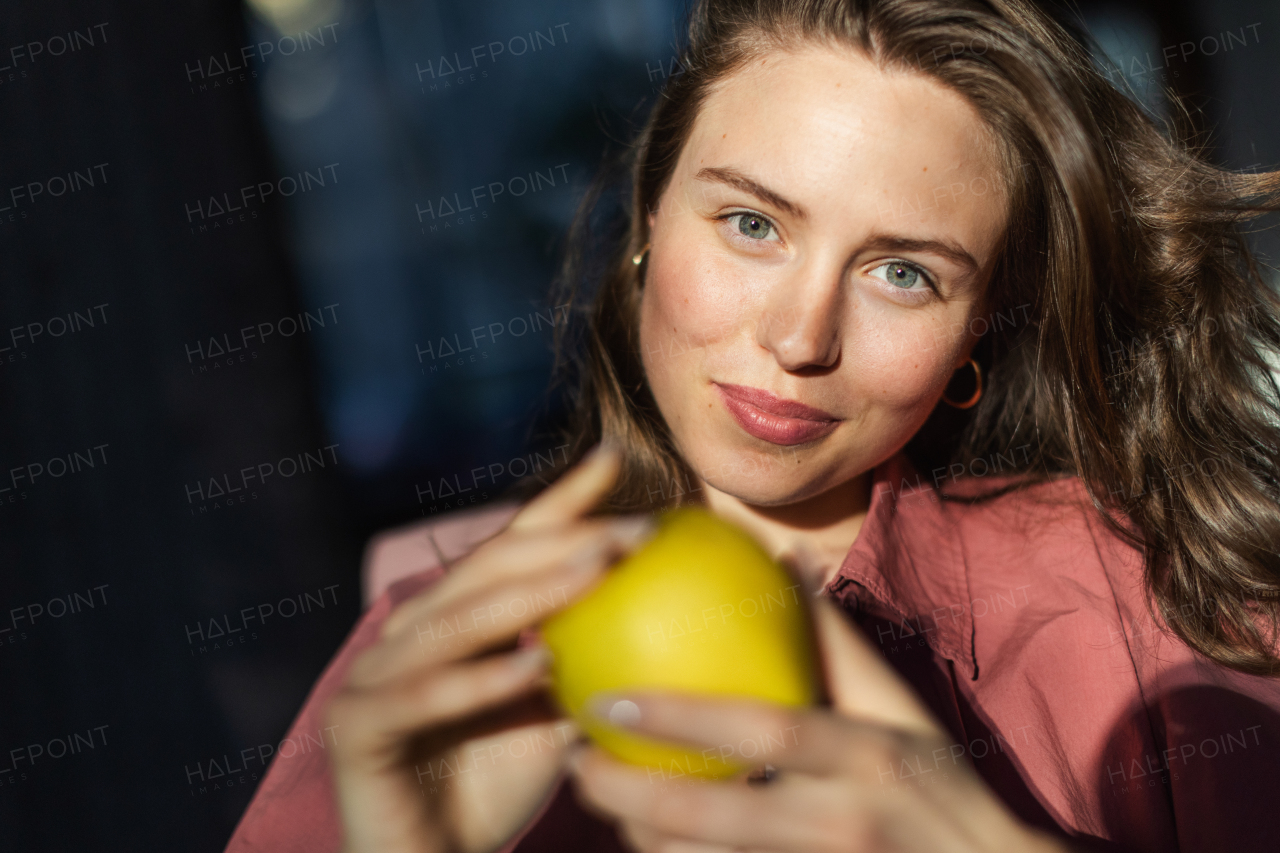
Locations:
679;45;1007;242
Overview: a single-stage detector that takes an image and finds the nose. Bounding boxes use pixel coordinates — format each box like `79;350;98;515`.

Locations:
755;261;843;371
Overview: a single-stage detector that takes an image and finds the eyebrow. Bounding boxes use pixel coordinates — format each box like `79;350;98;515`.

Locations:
693;166;808;220
693;166;982;275
862;234;980;275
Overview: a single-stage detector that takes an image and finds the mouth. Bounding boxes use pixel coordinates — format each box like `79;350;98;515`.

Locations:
713;382;840;446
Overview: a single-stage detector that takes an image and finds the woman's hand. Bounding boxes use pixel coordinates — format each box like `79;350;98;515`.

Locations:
567;594;1071;853
326;443;651;853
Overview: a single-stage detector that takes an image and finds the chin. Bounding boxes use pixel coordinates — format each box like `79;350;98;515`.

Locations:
696;454;838;508
716;484;817;508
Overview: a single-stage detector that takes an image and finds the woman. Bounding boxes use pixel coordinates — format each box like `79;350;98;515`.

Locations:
226;0;1280;851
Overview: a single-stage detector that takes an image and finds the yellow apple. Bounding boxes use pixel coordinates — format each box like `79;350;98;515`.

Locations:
539;506;819;780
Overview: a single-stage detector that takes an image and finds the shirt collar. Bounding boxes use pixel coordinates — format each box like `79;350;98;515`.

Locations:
823;451;978;679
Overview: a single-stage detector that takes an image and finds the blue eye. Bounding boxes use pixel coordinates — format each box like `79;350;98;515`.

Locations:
885;263;919;287
730;212;778;241
871;261;930;290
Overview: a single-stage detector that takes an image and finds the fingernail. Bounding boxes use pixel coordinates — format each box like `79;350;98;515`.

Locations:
586;693;642;728
610;514;656;548
510;644;551;673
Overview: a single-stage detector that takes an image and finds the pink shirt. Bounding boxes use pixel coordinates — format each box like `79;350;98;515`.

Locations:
224;452;1280;852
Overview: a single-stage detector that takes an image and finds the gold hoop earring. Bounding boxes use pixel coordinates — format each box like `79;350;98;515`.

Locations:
941;358;983;409
631;242;651;266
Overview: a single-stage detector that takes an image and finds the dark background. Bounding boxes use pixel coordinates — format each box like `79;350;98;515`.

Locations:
0;0;1275;850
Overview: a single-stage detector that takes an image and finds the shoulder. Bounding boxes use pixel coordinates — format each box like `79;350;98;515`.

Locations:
940;474;1139;596
911;474;1152;685
224;587;391;851
945;484;1280;852
938;470;1280;701
862;463;1280;848
362;500;522;605
224;500;523;852
942;473;1108;542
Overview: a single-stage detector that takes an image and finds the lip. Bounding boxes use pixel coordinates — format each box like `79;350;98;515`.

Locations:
714;382;840;446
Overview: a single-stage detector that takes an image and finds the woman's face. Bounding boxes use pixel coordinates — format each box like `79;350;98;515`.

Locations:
640;45;1009;507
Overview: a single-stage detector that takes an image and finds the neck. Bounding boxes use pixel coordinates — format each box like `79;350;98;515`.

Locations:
697;472;872;593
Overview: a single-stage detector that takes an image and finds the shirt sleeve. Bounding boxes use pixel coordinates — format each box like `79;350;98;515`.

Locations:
226;503;538;852
223;526;580;853
1088;504;1280;853
222;568;441;853
1141;660;1280;853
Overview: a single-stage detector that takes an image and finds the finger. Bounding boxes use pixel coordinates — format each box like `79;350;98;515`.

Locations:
381;514;653;639
576;705;1039;853
354;554;612;688
617;820;741;853
583;690;944;783
329;644;553;771
581;691;852;776
417;516;653;619
447;718;583;852
506;441;621;532
812;595;942;736
618;819;662;853
570;745;831;852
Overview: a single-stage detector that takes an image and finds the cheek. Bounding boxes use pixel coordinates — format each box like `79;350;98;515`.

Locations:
844;311;968;412
639;241;753;377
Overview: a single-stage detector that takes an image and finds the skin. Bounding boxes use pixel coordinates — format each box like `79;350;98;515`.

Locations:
328;44;1071;853
565;46;1065;853
328;450;651;853
639;45;1006;588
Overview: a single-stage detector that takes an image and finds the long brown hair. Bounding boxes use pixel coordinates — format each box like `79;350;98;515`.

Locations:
543;0;1280;674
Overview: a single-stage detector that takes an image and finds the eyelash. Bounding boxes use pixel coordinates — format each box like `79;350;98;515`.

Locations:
717;209;940;297
871;259;939;296
718;210;781;243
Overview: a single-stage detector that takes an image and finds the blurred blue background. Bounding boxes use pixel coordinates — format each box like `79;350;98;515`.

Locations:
245;0;686;528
